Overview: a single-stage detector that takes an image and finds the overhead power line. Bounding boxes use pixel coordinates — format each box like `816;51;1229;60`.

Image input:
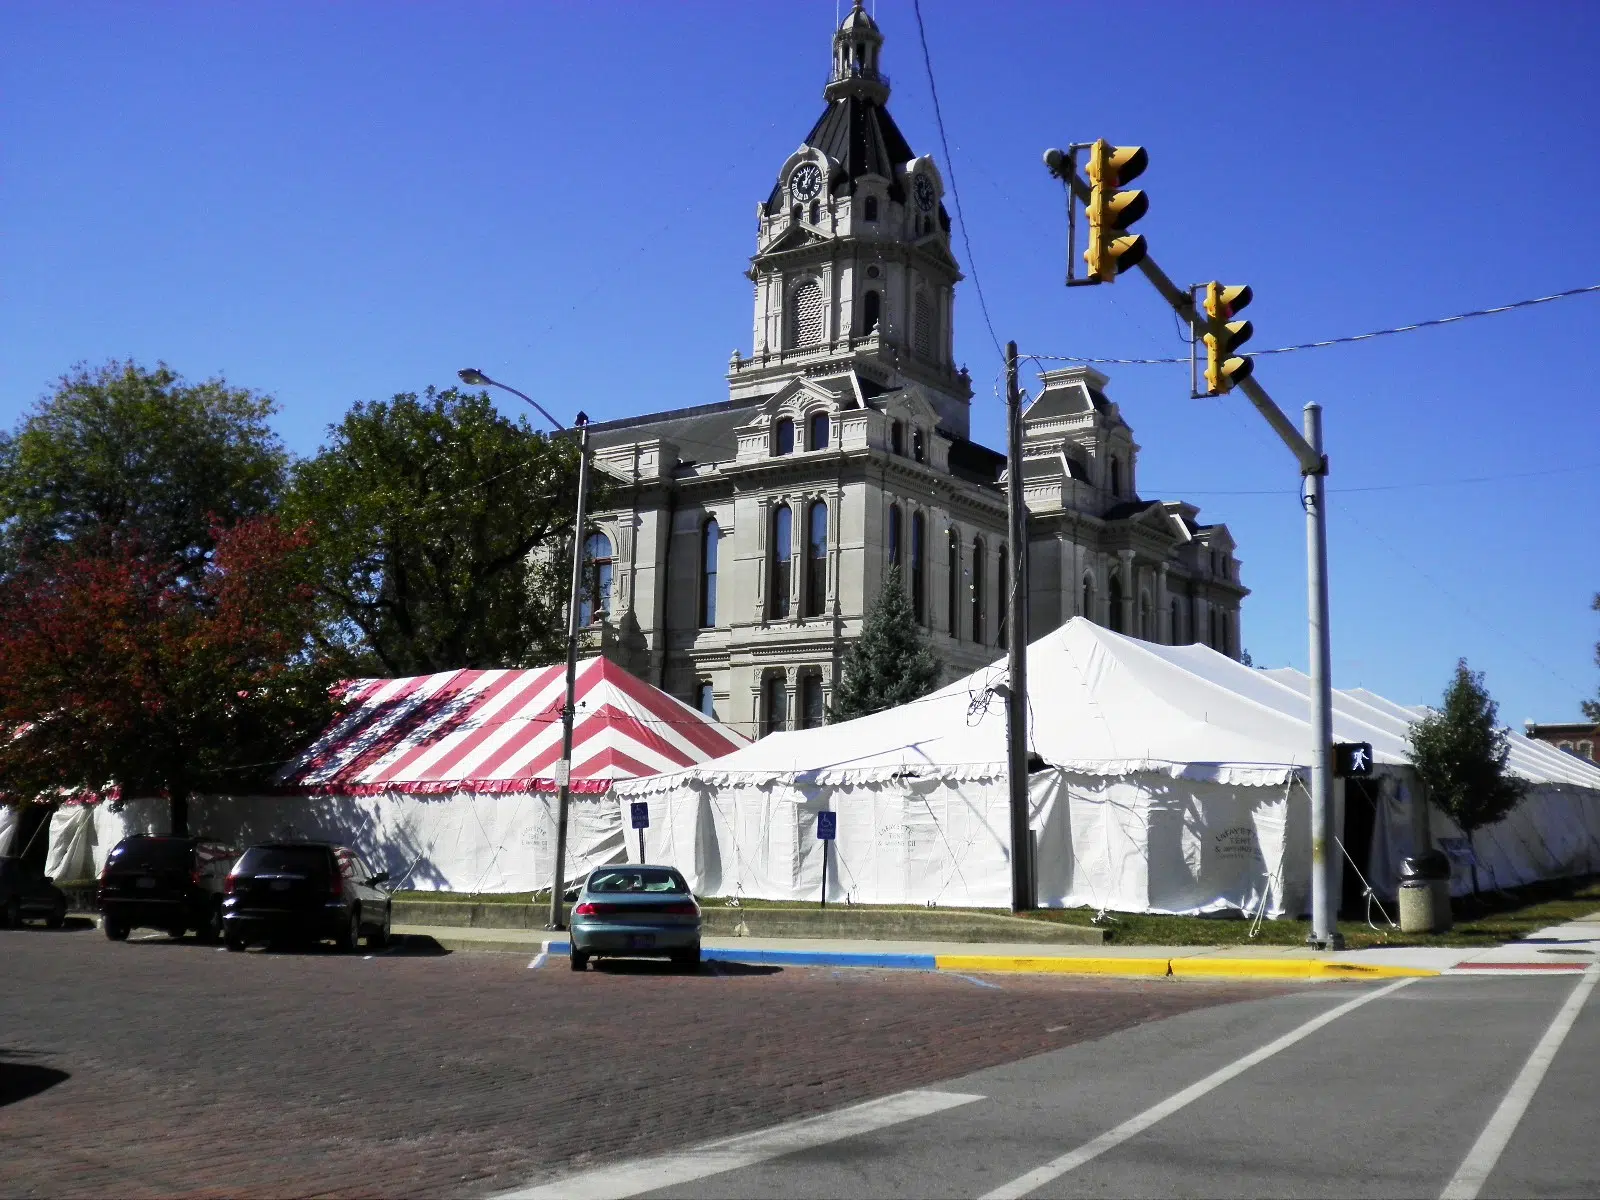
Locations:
910;0;1004;364
1024;282;1600;366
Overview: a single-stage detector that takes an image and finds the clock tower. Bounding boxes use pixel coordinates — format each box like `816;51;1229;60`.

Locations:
726;0;974;437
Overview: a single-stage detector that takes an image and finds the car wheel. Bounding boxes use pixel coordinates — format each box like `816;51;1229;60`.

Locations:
225;931;247;952
2;896;19;929
570;948;589;971
337;907;360;953
168;924;188;940
104;917;130;941
46;899;67;930
199;903;224;944
366;904;390;950
674;944;701;972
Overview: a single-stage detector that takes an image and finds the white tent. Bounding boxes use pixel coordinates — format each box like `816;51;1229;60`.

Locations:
616;619;1600;915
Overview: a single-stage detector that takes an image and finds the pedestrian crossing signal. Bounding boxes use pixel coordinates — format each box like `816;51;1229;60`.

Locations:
1333;742;1374;777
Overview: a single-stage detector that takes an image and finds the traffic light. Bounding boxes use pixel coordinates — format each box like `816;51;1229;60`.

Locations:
1083;140;1149;283
1202;282;1253;394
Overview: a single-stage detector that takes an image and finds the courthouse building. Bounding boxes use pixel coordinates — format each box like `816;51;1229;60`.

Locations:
578;3;1247;738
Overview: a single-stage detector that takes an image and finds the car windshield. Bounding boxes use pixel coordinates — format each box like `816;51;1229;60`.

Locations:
587;867;689;894
235;846;331;876
106;838;194;870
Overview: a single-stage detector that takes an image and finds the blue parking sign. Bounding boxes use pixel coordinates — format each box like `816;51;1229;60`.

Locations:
816;811;837;841
630;801;650;830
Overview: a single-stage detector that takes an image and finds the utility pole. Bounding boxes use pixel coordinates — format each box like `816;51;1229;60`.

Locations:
1043;148;1342;948
1005;340;1034;913
547;414;592;931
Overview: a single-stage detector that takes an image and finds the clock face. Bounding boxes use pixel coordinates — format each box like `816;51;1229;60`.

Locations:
791;163;823;203
914;174;936;213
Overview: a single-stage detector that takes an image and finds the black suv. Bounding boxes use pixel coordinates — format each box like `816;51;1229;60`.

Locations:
98;836;238;941
0;855;69;928
222;842;392;952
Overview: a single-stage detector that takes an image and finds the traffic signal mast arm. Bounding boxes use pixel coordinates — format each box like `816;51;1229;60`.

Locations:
1054;164;1324;478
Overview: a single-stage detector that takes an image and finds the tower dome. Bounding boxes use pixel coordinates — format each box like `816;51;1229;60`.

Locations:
827;0;888;104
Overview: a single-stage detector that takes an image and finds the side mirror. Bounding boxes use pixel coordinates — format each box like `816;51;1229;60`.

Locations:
367;872;390;886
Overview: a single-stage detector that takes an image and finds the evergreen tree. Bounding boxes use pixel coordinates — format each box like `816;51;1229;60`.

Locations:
831;566;942;721
1407;659;1526;893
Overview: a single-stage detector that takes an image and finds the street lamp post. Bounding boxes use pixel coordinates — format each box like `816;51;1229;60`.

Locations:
457;366;590;930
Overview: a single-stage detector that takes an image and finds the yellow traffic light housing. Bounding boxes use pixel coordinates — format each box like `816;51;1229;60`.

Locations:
1083;140;1149;283
1202;281;1253;394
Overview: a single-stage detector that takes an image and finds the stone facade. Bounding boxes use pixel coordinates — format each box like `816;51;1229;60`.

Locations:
1525;721;1598;762
576;4;1246;739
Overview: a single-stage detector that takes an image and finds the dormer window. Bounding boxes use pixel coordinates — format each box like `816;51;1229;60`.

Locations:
774;417;795;456
860;289;881;335
809;199;820;225
1110;457;1122;497
808;411;830;450
912;428;925;463
864;195;878;221
890;420;904;456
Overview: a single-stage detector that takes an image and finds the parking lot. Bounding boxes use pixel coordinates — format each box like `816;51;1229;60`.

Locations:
3;924;1283;1198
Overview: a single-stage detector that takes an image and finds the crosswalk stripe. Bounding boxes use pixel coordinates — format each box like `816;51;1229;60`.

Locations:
494;1088;984;1200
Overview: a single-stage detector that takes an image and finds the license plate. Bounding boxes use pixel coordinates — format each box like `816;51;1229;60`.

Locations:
627;933;656;949
136;877;156;889
270;879;292;891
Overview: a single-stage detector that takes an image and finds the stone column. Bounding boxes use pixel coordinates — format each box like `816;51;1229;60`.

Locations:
783;665;799;733
1157;563;1171;644
1118;549;1136;634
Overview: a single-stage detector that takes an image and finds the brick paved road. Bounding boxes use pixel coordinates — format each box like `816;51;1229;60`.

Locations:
2;926;1286;1198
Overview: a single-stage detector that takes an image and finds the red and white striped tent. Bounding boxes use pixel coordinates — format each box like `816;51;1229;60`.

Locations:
277;657;746;795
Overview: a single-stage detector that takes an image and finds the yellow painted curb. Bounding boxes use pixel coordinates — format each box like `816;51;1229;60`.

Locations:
935;955;1172;977
1169;958;1439;981
934;954;1440;981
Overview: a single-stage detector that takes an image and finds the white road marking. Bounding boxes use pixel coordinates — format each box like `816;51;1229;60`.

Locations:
1439;962;1599;1200
950;973;1003;990
494;1088;984;1200
527;953;547;969
981;977;1418;1200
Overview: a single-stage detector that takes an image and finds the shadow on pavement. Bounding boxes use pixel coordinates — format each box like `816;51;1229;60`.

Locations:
0;1051;69;1108
590;958;781;977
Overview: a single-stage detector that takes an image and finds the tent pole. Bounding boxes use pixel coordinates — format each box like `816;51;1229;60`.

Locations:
1005;341;1034;913
548;416;592;932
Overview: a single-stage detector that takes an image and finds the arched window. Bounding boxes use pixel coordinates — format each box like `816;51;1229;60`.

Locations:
763;674;787;736
696;681;715;719
860;289;881;335
789;280;824;348
887;503;902;567
911;511;926;625
914;292;933;359
863;195;878;221
801;675;825;729
1579;740;1594;761
912;428;925;463
774;417;795;456
805;501;828;617
1110;457;1122;498
699;519;719;628
1082;573;1095;622
769;504;792;619
946;527;959;637
971;537;986;643
1139;591;1153;640
808;199;820;225
1208;608;1219;649
890;419;904;456
1170;597;1182;644
1108;572;1124;633
808;411;829;450
579;531;613;626
997;545;1009;649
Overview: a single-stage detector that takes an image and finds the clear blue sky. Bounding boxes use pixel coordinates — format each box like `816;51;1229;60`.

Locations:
5;1;1598;724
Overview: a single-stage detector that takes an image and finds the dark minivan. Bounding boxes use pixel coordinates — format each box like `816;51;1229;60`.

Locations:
99;836;238;941
222;842;392;952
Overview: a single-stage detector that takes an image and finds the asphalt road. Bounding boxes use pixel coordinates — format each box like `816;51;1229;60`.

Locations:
515;968;1600;1200
1;924;1276;1199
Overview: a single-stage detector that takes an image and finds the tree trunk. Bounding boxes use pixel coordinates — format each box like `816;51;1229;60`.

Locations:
170;790;189;838
1467;829;1479;896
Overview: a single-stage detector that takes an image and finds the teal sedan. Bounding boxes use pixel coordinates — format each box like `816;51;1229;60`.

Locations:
568;865;701;971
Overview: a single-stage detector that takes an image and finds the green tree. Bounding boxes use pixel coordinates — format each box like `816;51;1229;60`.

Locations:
1407;659;1526;893
284;386;594;674
0;361;286;575
831;566;942;721
1584;593;1599;722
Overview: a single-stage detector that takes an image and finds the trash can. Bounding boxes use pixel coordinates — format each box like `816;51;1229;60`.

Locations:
1397;851;1453;934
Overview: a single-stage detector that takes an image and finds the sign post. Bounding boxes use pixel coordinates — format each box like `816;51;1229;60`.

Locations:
630;800;650;864
816;810;837;909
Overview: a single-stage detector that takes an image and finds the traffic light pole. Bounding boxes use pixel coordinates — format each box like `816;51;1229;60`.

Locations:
1005;341;1034;913
1051;163;1342;947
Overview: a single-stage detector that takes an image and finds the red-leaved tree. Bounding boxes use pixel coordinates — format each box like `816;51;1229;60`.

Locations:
0;517;345;834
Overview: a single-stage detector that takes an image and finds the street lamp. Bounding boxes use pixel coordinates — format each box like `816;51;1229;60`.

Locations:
457;366;590;931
